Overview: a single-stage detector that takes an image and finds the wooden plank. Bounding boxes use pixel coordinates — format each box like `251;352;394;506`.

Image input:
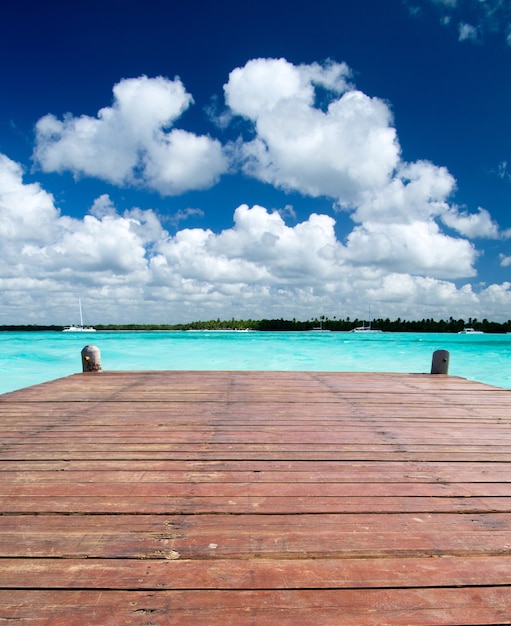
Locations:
3;447;511;463
2;480;511;497
2;405;510;421
0;588;509;625
0;512;511;558
2;555;511;589
0;461;511;480
4;428;511;443
0;494;509;514
2;459;511;473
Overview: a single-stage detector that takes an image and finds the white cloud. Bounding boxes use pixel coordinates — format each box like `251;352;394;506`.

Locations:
3;49;511;325
33;76;228;195
90;194;117;218
224;58;511;278
0;154;59;246
478;282;511;307
22;214;151;277
224;59;467;243
354;161;455;224
224;58;351;118
225;58;399;205
343;220;477;278
369;273;478;308
148;203;496;320
0;156;510;323
155;204;342;285
0;155;157;297
441;205;510;238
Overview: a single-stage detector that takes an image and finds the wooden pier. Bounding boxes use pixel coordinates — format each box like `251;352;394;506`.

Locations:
0;370;511;624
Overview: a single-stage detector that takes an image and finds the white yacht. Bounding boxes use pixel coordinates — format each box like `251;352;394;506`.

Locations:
63;299;96;332
350;323;382;333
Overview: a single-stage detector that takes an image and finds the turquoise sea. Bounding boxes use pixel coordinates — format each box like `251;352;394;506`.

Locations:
1;330;511;395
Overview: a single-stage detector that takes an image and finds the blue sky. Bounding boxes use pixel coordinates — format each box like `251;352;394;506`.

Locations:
1;0;511;324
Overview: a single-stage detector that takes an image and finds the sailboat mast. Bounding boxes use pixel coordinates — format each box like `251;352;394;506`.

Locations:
79;299;84;327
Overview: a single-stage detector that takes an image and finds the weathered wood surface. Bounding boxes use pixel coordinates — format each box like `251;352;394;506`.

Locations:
1;370;511;625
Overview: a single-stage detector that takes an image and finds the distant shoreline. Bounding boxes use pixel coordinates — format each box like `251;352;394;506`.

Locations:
1;317;511;334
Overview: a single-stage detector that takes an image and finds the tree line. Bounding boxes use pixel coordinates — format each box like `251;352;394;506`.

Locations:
1;316;511;333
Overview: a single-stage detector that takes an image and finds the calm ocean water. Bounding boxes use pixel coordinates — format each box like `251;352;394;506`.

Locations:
1;330;511;394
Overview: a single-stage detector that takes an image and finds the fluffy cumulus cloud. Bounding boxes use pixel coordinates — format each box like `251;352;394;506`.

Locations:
353;161;455;224
441;206;511;239
0;155;158;320
2;56;511;324
154;204;342;286
225;58;399;205
33;76;228;194
343;221;477;278
223;58;499;246
223;57;503;278
1;150;511;324
0;155;59;246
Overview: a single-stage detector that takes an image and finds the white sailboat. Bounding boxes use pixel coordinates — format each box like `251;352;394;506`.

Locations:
350;323;382;333
63;299;96;332
350;306;382;333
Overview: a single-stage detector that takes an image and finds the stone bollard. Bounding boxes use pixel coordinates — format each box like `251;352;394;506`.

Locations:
81;345;102;373
431;349;449;375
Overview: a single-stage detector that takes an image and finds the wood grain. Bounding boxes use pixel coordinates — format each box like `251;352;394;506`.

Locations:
1;370;510;624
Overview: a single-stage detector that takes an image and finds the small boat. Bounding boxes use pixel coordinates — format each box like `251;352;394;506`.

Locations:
458;328;484;335
350;323;382;333
63;299;96;332
351;307;382;333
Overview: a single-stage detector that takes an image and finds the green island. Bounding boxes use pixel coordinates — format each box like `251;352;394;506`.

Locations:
1;317;511;333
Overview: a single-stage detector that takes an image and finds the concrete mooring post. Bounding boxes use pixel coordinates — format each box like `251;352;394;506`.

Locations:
431;349;449;375
81;345;102;373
